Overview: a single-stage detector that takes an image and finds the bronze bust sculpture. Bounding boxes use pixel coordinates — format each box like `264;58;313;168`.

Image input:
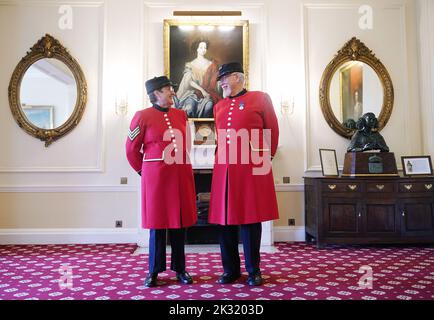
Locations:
347;112;389;152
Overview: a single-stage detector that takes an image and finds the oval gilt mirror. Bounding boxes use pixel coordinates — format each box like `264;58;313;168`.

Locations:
319;37;394;139
8;34;87;146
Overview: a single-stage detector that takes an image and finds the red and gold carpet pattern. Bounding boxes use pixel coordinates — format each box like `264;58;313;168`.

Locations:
0;243;432;300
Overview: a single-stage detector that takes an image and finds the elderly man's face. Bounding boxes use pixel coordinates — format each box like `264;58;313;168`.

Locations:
219;73;240;98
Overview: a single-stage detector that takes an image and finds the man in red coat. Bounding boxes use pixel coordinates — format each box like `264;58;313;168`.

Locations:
126;76;197;287
208;62;279;286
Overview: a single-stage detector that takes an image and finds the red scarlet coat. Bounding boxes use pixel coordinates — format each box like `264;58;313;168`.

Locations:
126;106;197;229
208;91;279;225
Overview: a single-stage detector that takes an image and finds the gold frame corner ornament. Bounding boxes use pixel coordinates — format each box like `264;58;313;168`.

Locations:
8;34;87;147
319;37;394;139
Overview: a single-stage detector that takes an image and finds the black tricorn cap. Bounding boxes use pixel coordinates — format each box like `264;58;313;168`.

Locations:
145;76;177;94
217;62;244;81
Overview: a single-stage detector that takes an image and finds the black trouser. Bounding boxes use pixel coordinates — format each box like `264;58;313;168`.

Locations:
218;222;262;275
148;228;186;274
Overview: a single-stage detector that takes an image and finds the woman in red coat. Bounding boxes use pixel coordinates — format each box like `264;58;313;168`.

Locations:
208;63;279;286
126;76;197;287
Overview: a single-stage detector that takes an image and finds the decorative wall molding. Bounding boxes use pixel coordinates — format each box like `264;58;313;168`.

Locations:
0;1;104;6
143;1;266;10
302;2;409;172
0;228;139;245
275;184;304;192
0;166;104;173
0;0;105;173
0;185;137;193
0;226;304;245
305;165;343;173
417;0;434;156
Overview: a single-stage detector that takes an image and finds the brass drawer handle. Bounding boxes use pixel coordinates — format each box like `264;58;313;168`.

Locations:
425;184;433;190
348;185;357;191
328;185;337;190
404;184;413;190
376;185;385;190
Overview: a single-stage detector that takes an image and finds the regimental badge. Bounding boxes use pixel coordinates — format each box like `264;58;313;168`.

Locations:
239;102;245;110
128;126;140;141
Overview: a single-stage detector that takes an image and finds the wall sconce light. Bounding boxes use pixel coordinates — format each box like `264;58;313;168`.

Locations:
115;93;128;116
280;95;295;116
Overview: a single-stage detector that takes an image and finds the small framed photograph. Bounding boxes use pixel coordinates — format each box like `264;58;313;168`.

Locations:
319;149;339;177
189;118;216;145
401;156;433;176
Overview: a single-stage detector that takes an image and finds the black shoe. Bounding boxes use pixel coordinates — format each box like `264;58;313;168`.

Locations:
176;271;193;284
144;273;158;287
217;272;241;284
247;272;263;286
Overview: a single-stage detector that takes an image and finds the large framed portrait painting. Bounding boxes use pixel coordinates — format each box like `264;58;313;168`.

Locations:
164;20;249;119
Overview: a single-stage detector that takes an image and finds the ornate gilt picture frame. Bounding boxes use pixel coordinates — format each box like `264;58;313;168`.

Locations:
8;34;87;147
319;37;394;139
163;19;249;119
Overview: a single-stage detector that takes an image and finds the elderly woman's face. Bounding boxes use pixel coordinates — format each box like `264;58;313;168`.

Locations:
197;42;207;56
155;86;175;108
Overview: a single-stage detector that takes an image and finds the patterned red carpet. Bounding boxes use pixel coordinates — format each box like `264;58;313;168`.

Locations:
0;242;432;300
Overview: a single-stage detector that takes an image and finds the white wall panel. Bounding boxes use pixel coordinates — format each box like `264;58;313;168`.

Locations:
0;1;104;172
303;1;421;171
417;0;434;157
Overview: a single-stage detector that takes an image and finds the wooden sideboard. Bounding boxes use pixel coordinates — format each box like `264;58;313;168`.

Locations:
304;176;434;248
